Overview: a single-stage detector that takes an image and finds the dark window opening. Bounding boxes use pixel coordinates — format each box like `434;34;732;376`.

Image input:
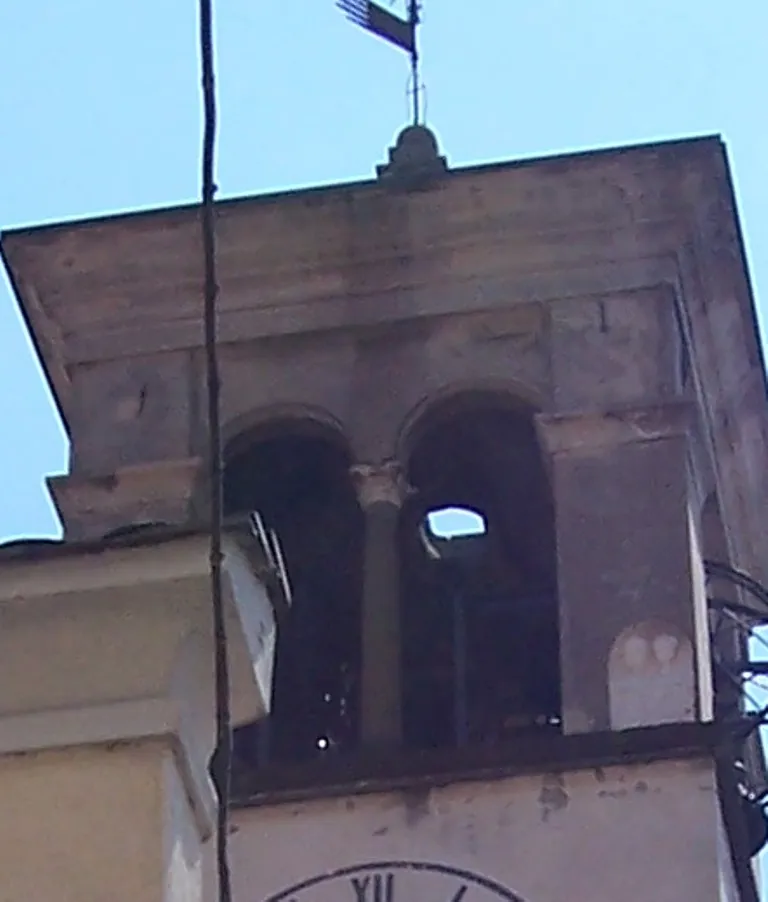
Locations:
225;428;364;768
400;396;561;752
227;397;562;788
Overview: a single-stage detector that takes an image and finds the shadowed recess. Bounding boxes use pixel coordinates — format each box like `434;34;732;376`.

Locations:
400;392;561;750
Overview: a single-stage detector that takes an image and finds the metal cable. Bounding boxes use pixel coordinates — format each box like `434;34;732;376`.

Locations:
705;560;768;613
720;607;768;657
199;1;233;901
707;561;768;743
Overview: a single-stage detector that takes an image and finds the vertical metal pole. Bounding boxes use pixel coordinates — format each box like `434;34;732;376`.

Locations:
409;0;420;124
451;571;468;747
199;2;232;901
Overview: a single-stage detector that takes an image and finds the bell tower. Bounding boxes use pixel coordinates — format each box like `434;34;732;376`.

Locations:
3;127;768;902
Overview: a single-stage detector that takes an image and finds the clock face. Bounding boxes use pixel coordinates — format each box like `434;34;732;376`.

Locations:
264;861;526;902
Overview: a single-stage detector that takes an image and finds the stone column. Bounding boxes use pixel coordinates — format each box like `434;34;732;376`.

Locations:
536;402;697;735
351;461;410;749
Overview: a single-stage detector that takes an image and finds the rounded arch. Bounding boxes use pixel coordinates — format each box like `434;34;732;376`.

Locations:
400;386;553;525
397;382;560;751
395;380;545;463
223;407;363;769
223;402;349;460
191;405;350;520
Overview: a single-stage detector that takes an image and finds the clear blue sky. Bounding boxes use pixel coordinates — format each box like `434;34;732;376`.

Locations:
1;0;767;541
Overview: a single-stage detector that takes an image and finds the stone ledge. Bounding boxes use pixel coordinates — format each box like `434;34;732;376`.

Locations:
0;700;216;839
47;456;202;541
536;401;692;457
232;721;721;809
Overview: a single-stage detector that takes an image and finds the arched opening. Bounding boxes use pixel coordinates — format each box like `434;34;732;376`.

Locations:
225;422;364;767
399;392;560;751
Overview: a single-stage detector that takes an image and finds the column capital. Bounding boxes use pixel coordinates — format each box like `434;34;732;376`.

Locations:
535;401;693;458
350;460;412;510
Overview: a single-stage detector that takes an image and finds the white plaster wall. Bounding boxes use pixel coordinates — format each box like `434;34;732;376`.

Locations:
230;759;720;902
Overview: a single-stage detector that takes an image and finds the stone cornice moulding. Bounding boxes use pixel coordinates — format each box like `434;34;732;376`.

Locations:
0;697;221;837
0;697;178;756
47;456;202;542
64;256;682;365
0;532;211;600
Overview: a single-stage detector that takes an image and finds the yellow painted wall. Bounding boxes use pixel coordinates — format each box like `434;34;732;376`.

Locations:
0;740;201;902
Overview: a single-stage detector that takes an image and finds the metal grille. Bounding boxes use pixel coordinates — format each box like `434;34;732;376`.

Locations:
707;561;768;826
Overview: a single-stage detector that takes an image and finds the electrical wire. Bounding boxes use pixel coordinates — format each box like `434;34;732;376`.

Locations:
707;561;768;743
199;2;233;902
705;560;768;613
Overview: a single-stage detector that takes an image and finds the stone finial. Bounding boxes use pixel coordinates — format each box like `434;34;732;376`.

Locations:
376;125;448;189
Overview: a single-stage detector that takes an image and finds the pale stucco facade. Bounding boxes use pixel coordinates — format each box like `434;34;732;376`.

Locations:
229;759;721;902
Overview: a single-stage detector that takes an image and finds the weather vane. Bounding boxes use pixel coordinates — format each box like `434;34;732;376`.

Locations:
337;0;423;125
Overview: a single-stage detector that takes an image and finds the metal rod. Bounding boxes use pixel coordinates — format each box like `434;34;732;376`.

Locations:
409;0;420;124
199;2;232;901
451;572;468;747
